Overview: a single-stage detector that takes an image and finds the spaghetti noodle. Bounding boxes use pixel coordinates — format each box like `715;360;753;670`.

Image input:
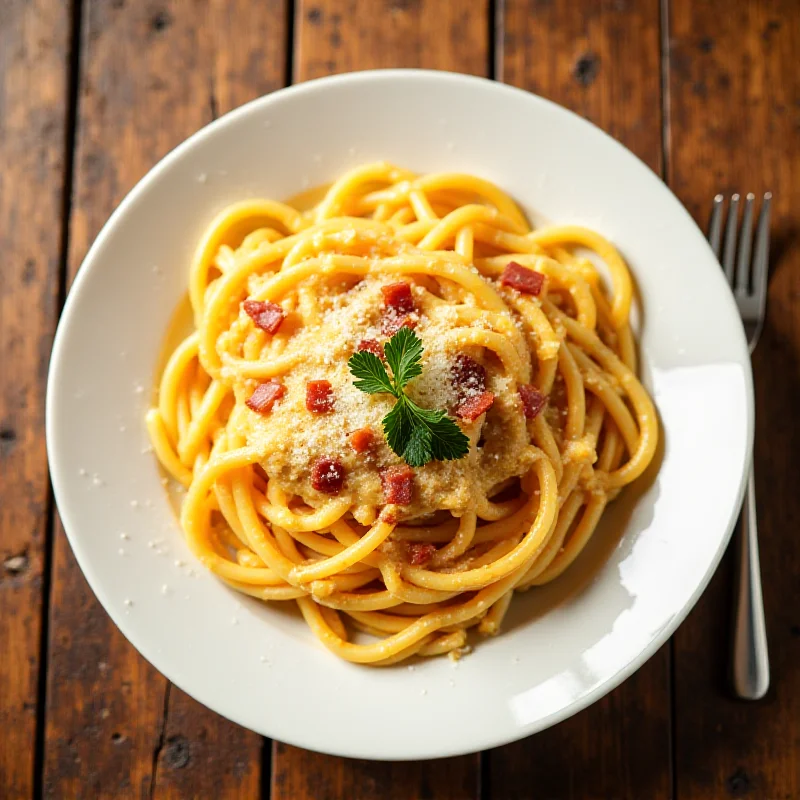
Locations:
146;162;658;665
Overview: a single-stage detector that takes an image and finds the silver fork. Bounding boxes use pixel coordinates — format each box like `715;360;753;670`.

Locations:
709;192;772;700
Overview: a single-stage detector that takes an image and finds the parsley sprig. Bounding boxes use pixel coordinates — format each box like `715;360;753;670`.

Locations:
348;328;470;467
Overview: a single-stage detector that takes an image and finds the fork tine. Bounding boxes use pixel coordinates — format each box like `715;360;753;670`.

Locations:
709;194;724;258
752;192;772;311
722;193;740;286
735;193;756;293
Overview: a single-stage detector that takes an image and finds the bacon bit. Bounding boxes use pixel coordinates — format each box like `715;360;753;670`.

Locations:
357;339;385;361
381;282;418;335
500;261;545;296
380;465;414;505
452;354;487;396
349;427;374;453
456;390;495;422
311;457;346;495
452;355;493;420
407;542;436;566
306;380;334;413
243;299;285;334
518;384;547;419
381;282;415;314
245;380;286;414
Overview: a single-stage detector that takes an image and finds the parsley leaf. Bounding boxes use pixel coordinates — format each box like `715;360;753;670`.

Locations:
348;328;470;467
348;350;397;396
382;398;414;457
384;326;424;391
405;399;470;462
402;420;433;468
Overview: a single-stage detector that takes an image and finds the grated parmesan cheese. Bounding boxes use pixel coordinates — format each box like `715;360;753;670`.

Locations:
238;272;537;521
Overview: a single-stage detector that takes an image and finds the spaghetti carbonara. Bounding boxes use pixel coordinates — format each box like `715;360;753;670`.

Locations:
146;163;658;665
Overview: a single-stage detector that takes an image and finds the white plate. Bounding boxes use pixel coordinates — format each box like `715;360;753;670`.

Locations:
47;70;753;760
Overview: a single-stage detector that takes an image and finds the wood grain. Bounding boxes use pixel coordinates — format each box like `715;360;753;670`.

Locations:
272;744;480;800
43;1;287;797
24;0;799;797
151;687;263;799
294;0;489;82
488;2;673;798
272;1;489;795
667;1;800;798
0;1;73;797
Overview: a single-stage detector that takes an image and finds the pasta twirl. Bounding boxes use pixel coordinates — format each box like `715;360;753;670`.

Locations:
147;162;658;665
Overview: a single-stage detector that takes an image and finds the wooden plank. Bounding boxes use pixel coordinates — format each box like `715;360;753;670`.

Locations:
151;687;262;799
489;2;673;799
43;1;287;797
0;1;73;797
271;1;489;796
667;1;800;798
272;744;479;800
293;0;489;81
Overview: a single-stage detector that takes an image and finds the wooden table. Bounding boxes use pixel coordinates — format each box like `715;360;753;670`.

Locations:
2;1;798;797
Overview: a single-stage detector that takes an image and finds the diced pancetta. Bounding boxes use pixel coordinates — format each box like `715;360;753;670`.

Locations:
379;465;414;505
518;384;547;419
243;299;285;334
311;457;346;495
245;380;286;414
500;262;545;296
305;380;335;413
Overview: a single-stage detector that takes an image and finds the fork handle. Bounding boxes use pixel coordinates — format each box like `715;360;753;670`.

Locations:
732;466;769;699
